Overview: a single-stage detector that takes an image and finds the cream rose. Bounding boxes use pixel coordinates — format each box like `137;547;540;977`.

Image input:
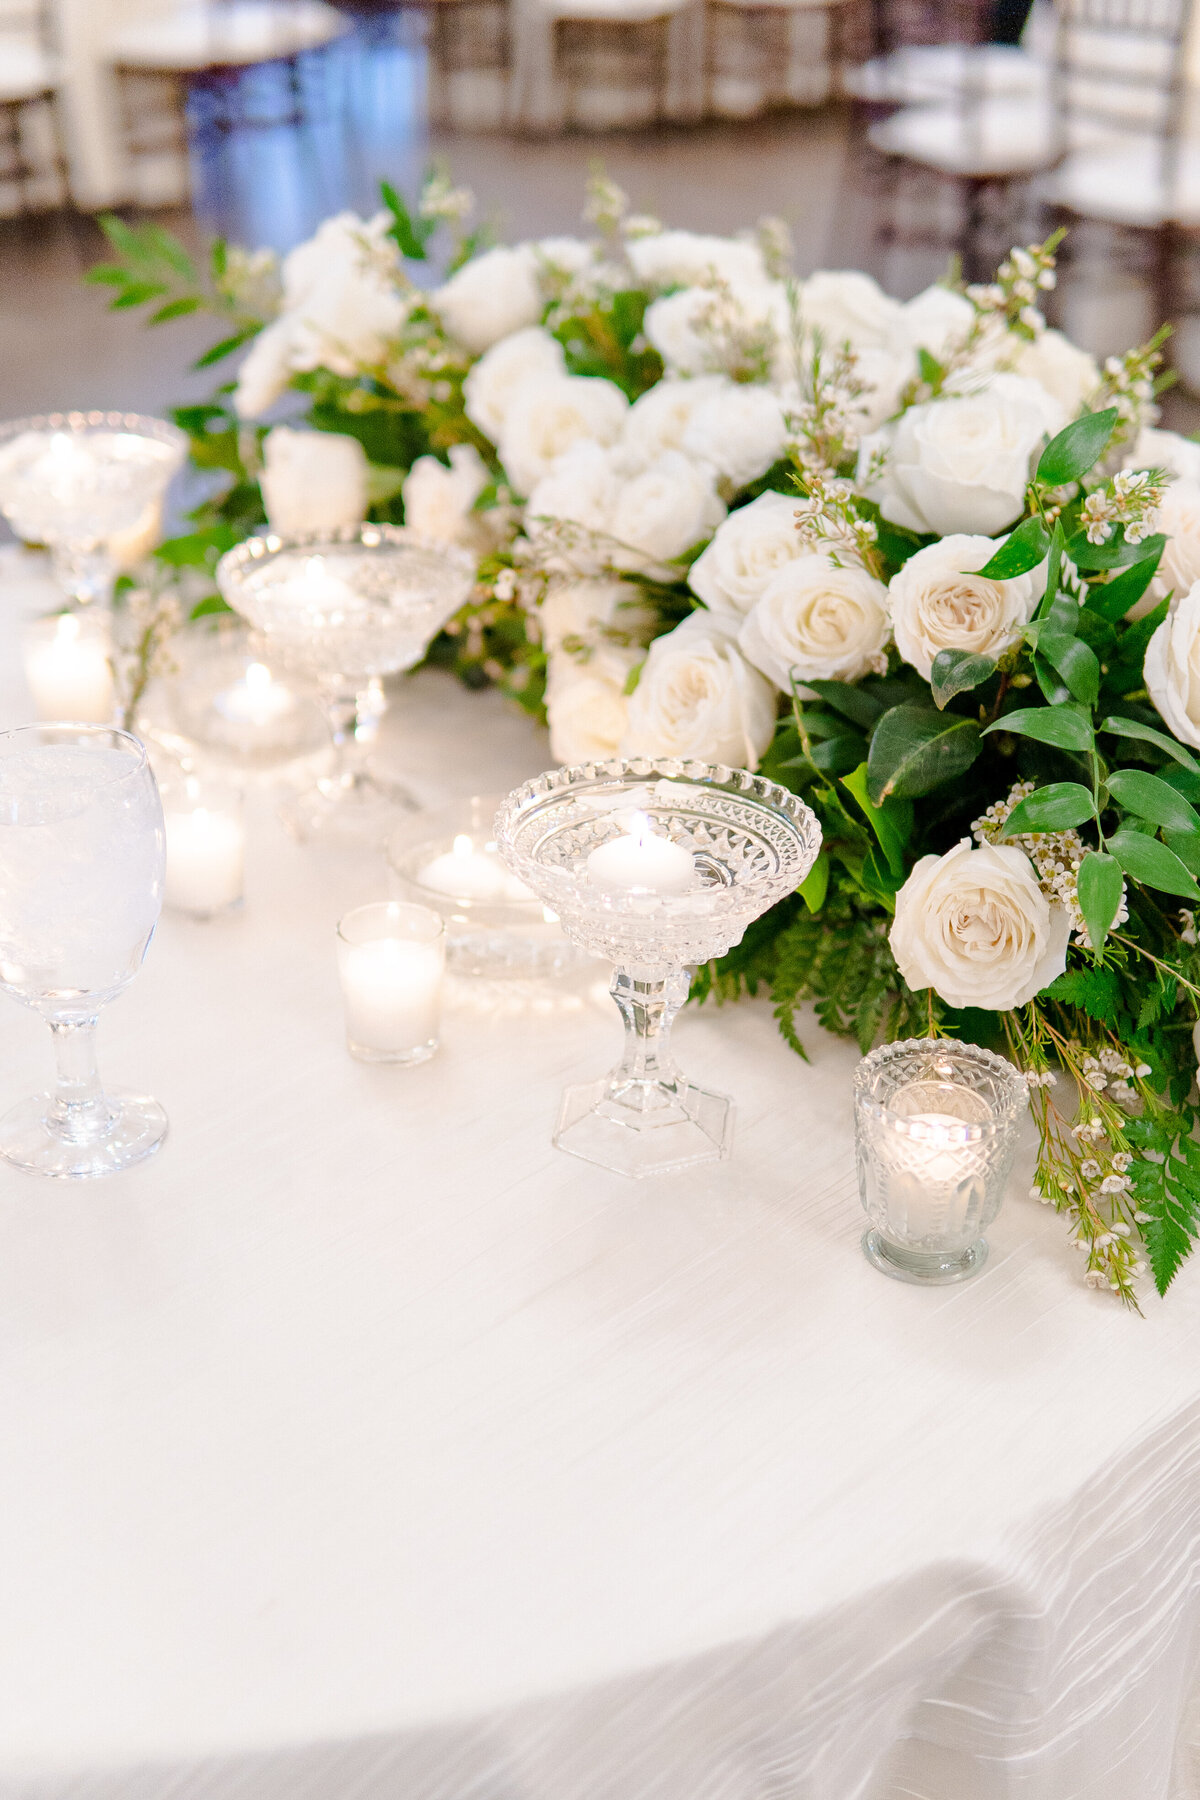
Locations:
610;453;726;567
643;283;784;378
621;611;777;768
1008;329;1100;417
499;374;628;497
738;555;890;691
546;645;639;764
682;380;788;488
688;491;804;619
799;269;903;350
524;442;623;567
234;317;294;419
539;579;637;653
1131;427;1200;485
862;376;1062;538
1139;478;1200;619
434;245;542;354
887;283;976;365
402;444;489;545
281;212;407;377
890;839;1070;1010
626;230;768;290
463;327;565;443
259;427;367;537
887;534;1041;679
1145;580;1200;748
621;377;728;468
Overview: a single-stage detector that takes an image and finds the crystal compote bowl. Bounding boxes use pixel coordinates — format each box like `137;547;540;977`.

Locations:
216;524;476;844
495;758;822;1177
0;412;186;608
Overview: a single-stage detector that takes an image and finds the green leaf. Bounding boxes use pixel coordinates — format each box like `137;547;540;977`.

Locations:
1109;829;1200;901
193;326;260;369
1086;543;1165;622
801;678;885;731
1107;768;1200;833
917;346;945;388
1076;851;1125;948
1034;521;1066;620
975;515;1049;580
149;296;201;324
982;704;1094;751
866;703;982;803
380;180;429;260
1044;963;1124;1025
1002;781;1096;834
929;649;996;709
1036;406;1119;486
111;281;168;309
1034;655;1072;706
1164;830;1200;876
1039;628;1101;707
84;263;130;287
1101;715;1200;773
841;762;910;876
1066;529;1166;572
797;850;829;912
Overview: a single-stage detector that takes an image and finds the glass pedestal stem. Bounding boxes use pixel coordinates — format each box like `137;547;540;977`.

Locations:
318;674;385;801
46;1017;114;1143
608;964;689;1098
53;544;114;610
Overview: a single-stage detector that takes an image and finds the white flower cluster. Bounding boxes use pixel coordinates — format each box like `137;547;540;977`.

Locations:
972;780;1129;948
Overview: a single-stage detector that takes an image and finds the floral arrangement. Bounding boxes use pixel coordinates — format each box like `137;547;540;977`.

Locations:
92;170;1200;1305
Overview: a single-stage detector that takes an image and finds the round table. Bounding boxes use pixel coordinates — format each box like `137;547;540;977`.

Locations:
1;550;1200;1800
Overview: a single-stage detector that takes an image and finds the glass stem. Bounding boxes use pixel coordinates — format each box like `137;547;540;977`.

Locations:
318;676;385;795
46;1018;114;1144
609;965;689;1093
52;544;114;610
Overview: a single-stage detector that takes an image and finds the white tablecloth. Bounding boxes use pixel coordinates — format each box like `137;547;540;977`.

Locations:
2;551;1200;1800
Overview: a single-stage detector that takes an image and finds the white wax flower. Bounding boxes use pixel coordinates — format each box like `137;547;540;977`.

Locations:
626;229;768;290
499;374;628;497
1145;579;1200;749
621;376;728;469
886;533;1042;679
798;269;903;350
621;611;777;769
738;554;890;691
890;839;1071;1011
861;376;1062;538
688;490;805;619
434;245;543;354
402;444;489;544
260;427;368;537
546;644;639;763
462;327;565;443
610;452;726;567
1007;329;1100;417
681;380;788;489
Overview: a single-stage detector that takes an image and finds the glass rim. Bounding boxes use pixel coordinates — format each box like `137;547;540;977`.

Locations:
336;899;446;948
215;522;477;602
0;723;149;789
854;1036;1027;1138
0;410;188;453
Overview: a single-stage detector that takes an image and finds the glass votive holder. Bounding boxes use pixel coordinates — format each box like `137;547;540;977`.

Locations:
336;901;445;1065
854;1038;1027;1285
161;771;246;920
23;611;115;724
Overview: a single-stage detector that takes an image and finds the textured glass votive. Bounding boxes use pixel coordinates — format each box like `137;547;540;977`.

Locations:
854;1039;1027;1285
336;902;444;1065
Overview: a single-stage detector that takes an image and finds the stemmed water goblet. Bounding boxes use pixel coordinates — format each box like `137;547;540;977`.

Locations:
495;758;822;1177
0;411;186;609
0;724;168;1179
216;524;476;844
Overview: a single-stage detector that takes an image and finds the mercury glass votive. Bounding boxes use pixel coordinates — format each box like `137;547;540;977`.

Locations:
854;1039;1027;1285
336;901;445;1065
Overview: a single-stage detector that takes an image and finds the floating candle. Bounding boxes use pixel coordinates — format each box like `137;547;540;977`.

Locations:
213;662;295;728
585;810;696;895
277;556;368;619
419;833;536;904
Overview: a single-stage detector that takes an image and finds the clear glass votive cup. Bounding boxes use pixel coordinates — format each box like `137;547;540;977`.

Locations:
336;901;444;1065
854;1039;1027;1285
161;771;246;920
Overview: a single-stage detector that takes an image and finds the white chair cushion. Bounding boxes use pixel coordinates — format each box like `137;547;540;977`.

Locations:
1042;134;1200;225
108;0;347;69
542;0;686;19
867;96;1121;176
0;39;60;100
844;44;1045;105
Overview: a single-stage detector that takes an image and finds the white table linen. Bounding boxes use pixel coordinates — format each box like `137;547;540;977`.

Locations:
1;549;1200;1798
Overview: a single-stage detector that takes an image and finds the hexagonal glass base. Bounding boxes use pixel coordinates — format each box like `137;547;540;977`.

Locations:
554;1076;734;1178
862;1228;989;1285
279;769;419;847
0;1088;168;1180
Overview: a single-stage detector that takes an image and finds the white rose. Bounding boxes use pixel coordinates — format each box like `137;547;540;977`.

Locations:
890;839;1070;1010
540;578;635;653
610;453;726;567
1138;478;1200;619
533;236;594;277
281;212;407;376
434;245;542;355
259;427;368;537
621;611;777;768
524;442;623;561
546;645;639;764
108;499;163;572
1131;427;1200;484
1146;579;1200;749
887;283;976;365
688;490;805;618
463;327;565;443
1008;329;1100;417
499;374;628;497
799;270;903;351
626;230;768;290
643;283;784;378
233;317;294;419
862;378;1060;537
621;377;728;468
681;380;788;488
402;443;489;544
887;533;1041;679
738;555;890;691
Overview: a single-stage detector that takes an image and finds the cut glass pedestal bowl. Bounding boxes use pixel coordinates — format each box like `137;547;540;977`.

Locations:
495;758;822;1177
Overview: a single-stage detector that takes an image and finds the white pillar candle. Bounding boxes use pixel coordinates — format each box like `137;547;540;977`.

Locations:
894;1111;975;1239
24;614;115;723
337;917;444;1062
164;796;246;917
419;833;536;903
586;810;696;895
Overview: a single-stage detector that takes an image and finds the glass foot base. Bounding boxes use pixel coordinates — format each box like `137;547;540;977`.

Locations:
0;1089;168;1180
862;1229;988;1285
279;772;419;848
554;1077;734;1177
